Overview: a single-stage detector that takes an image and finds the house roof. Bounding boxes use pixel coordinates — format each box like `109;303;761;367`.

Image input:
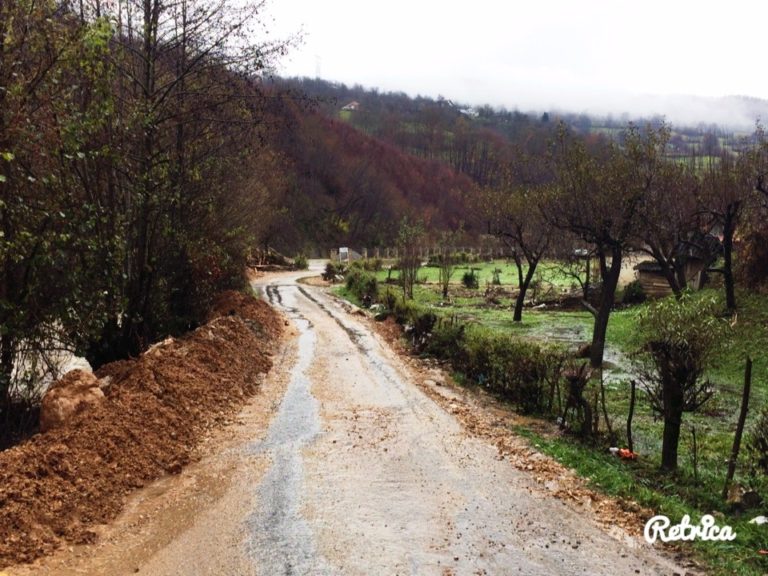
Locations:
634;261;663;272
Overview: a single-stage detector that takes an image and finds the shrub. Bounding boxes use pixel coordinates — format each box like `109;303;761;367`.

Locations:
622;279;646;304
322;261;345;282
409;310;438;351
462;269;479;289
492;268;502;285
424;317;466;361
381;289;398;312
350;258;382;272
454;329;560;414
345;268;378;302
378;299;564;415
635;293;729;471
392;297;420;325
427;254;442;267
293;254;308;270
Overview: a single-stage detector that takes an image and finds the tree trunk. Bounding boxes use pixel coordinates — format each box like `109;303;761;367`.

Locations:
722;207;737;313
654;250;683;298
674;260;688;292
579;395;593;438
0;336;14;408
513;259;538;323
627;380;636;452
647;244;683;297
722;357;752;498
661;379;684;471
589;246;621;368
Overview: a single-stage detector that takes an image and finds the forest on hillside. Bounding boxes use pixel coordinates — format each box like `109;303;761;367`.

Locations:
279;76;765;176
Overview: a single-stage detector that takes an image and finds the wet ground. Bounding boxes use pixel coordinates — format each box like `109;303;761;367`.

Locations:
7;265;691;575
524;316;634;382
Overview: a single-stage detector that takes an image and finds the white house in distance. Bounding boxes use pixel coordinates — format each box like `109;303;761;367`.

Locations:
341;101;360;112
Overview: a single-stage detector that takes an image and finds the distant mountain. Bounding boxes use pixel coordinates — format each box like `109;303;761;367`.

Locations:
277;77;768;132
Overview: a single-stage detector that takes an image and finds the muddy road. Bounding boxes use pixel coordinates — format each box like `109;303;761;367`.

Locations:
8;268;690;575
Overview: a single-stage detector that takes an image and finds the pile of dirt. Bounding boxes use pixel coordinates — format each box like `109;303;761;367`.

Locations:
0;290;282;568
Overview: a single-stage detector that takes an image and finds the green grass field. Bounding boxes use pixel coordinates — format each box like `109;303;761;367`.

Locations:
374;258;581;292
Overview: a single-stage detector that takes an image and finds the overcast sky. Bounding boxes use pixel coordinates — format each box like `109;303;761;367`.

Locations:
264;0;767;125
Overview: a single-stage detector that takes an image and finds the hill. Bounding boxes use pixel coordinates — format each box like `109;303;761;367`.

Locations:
272;77;764;189
262;93;477;253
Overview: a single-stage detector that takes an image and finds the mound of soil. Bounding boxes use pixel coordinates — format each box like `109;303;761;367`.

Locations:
0;290;282;568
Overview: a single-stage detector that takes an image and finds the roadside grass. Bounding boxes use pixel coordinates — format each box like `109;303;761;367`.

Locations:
516;428;768;576
334;270;768;575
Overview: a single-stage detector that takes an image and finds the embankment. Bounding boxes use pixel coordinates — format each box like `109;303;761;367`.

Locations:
0;291;282;567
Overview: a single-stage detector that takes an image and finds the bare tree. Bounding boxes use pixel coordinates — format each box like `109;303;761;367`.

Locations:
80;0;291;363
548;125;648;367
437;227;463;300
484;184;552;322
631;130;706;297
396;217;424;300
697;150;754;313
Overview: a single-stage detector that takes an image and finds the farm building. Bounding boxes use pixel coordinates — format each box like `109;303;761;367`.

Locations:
633;260;707;298
341;101;360;111
633;234;722;298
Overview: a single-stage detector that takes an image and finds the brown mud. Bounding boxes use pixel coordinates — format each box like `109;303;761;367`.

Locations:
0;290;282;568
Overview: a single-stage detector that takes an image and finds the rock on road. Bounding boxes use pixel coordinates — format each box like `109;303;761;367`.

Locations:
9;267;690;576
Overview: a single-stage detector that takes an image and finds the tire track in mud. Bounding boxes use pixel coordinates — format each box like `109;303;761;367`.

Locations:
248;282;429;574
296;286;419;403
246;284;334;575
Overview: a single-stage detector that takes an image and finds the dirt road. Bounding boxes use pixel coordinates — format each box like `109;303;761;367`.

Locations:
8;267;690;575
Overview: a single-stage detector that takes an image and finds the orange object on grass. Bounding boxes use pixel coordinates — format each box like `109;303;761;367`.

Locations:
618;448;637;460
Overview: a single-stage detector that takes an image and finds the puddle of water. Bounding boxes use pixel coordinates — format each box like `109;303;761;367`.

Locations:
517;315;635;384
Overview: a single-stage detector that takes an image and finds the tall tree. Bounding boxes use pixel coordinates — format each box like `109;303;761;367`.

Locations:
548;125;648;367
631;128;705;297
82;0;288;363
697;150;753;313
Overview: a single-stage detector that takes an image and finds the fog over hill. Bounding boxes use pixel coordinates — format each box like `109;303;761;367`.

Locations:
404;86;767;131
542;94;767;131
285;73;767;132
